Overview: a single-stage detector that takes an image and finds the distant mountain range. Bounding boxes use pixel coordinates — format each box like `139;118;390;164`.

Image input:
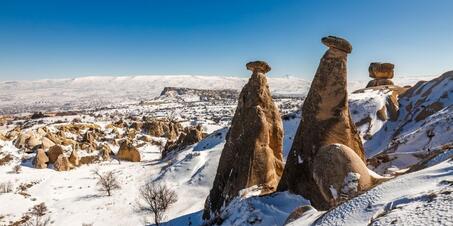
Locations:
0;75;434;114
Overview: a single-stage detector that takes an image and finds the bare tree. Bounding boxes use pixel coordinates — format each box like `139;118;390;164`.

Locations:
139;182;177;226
92;168;120;196
25;202;51;226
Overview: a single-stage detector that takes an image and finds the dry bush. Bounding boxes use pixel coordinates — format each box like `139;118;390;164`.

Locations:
24;202;51;226
0;181;13;193
12;164;22;174
138;182;177;226
92;168;120;196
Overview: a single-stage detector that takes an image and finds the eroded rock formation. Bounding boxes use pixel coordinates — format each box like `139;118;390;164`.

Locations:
366;62;395;88
54;154;74;171
203;61;284;220
47;145;64;164
278;36;366;210
33;149;49;169
117;140;141;162
162;125;204;158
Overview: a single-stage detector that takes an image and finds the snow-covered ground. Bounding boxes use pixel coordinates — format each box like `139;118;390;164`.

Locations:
1;73;451;226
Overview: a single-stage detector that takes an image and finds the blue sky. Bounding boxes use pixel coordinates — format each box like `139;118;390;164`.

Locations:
1;0;452;80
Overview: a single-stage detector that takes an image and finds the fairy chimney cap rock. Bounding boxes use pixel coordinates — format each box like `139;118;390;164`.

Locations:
246;61;271;74
321;36;352;54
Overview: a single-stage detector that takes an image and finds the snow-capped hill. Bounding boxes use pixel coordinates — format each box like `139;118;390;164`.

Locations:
361;71;453;173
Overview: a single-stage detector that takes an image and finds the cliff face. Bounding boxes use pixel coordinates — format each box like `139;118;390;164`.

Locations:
278;36;365;210
203;61;284;221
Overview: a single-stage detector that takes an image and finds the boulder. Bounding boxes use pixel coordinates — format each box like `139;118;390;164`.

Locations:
26;134;41;150
33;149;49;169
366;79;394;88
117;140;141;162
53;154;74;171
69;149;80;166
45;133;62;145
278;36;365;210
369;62;394;79
47;145;64;164
41;137;56;150
203;61;284;220
312;144;374;207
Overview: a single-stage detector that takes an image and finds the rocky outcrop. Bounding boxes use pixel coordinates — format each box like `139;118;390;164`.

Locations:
366;63;395;88
162;125;204;158
117;140;141;162
278;36;366;210
47;145;64;164
53;154;74;171
203;61;284;220
142;119;183;140
33;149;49;169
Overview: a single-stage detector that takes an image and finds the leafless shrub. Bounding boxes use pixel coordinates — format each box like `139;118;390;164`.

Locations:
12;164;22;174
81;224;93;226
138;182;177;226
0;181;13;193
24;202;51;226
92;168;120;196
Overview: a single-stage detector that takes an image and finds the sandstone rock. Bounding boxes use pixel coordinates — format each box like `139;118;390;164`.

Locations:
100;143;112;161
117;140;141;162
142;119;183;140
53;154;74;171
321;36;352;54
0;132;6;141
14;132;31;149
366;79;394;88
278;36;365;210
26;134;41;150
162;125;204;158
33;149;49;169
47;145;64;164
369;62;394;79
312;144;374;207
45;133;62;145
41;137;56;150
203;61;284;220
69;149;80;166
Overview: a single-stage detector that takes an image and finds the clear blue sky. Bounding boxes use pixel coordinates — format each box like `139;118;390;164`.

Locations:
1;0;452;80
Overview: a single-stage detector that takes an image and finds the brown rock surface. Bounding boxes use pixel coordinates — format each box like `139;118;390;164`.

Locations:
100;143;112;161
312;144;374;207
33;149;49;169
143;119;183;140
162;125;204;158
203;61;284;220
47;145;64;164
366;79;394;88
41;137;56;150
369;62;394;79
117;140;141;162
53;154;74;171
278;36;365;210
69;149;80;166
